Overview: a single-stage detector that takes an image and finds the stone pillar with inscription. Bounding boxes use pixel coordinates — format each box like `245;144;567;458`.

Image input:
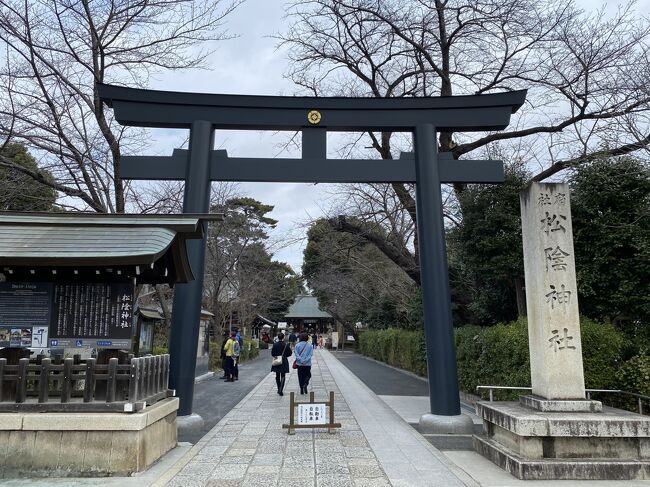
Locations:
520;182;587;407
473;182;650;481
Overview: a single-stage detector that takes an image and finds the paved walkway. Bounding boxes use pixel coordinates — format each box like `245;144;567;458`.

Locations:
154;348;471;487
333;351;478;426
182;350;272;443
4;349;650;486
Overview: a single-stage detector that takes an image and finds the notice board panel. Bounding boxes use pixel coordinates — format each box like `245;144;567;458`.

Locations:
0;282;53;348
0;282;134;349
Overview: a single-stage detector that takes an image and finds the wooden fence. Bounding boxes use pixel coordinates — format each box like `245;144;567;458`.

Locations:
0;354;173;413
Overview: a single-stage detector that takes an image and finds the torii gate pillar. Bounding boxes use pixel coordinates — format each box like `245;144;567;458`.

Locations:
167;121;214;421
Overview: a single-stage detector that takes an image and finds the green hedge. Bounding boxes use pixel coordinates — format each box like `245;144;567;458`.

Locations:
359;318;639;401
617;352;650;397
208;338;259;371
358;328;427;376
455;318;625;399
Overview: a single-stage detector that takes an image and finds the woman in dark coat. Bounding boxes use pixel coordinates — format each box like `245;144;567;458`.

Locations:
271;333;292;396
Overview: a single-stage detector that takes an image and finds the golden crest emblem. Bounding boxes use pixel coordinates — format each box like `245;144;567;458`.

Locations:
307;110;322;125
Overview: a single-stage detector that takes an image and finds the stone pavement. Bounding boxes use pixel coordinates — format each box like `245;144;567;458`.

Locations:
154;348;471;487
181;349;272;443
5;349;650;486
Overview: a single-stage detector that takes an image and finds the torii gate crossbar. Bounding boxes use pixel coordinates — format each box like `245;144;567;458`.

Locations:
99;84;526;419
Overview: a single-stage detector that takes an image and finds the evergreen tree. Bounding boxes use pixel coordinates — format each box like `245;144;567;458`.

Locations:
448;164;529;325
0;143;56;211
571;157;650;330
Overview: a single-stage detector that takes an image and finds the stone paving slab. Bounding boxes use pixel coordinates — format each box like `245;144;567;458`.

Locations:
319;350;474;487
4;349;650;486
156;349;396;487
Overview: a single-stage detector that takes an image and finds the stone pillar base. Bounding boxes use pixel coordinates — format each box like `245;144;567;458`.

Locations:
177;412;205;437
0;397;178;478
418;413;474;434
520;395;602;412
474;400;650;480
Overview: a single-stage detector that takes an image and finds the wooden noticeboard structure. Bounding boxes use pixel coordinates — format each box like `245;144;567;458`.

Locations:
282;391;341;435
0;212;216;351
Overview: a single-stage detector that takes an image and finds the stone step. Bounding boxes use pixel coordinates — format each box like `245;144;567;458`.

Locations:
474;434;650;480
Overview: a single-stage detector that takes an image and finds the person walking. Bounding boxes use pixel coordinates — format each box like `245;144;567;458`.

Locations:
223;331;238;382
312;332;318;349
271;333;292;396
232;331;241;380
294;333;313;394
288;331;297;350
219;331;229;379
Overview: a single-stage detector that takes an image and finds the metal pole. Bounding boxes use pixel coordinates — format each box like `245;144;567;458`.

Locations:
413;123;461;416
169;120;214;416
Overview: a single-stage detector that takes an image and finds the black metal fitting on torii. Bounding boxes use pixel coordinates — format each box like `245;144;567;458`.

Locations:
99;83;526;417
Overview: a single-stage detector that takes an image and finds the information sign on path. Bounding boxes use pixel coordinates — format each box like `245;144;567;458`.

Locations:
283;391;341;435
297;403;326;425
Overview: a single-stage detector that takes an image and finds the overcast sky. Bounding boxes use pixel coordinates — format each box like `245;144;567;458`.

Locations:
145;0;339;274
142;0;643;274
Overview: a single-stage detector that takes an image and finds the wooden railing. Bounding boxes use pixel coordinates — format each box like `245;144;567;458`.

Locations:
0;354;173;413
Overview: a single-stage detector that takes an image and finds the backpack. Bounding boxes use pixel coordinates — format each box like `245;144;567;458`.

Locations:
232;339;241;357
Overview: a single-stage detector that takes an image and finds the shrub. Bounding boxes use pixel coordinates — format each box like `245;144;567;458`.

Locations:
456;319;529;400
581;319;625;389
362;318;634;403
616;351;650;397
456;318;625;399
358;329;427;376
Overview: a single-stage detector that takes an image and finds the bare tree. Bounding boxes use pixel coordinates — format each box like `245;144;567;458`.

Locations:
0;0;241;213
303;218;420;328
130;180;239;339
283;0;649;173
280;0;650;281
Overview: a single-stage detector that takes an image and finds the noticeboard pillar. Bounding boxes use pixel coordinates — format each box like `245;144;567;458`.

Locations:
413;124;462;417
169;120;214;416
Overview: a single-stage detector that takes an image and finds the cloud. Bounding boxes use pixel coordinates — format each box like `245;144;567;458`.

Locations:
144;0;327;273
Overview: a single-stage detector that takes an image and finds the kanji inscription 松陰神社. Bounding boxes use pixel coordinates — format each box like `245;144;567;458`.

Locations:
521;182;586;400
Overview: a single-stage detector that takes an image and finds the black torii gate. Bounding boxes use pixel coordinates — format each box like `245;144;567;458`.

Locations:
99;84;526;426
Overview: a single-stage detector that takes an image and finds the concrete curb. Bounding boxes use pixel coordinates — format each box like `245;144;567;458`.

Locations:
194;371;215;383
321;349;480;487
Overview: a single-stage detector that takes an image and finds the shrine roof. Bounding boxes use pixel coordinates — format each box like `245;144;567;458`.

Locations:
285;295;333;319
0;212;221;284
138;307;164;320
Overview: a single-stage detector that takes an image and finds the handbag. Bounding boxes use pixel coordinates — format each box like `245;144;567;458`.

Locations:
272;342;288;367
293;342;308;369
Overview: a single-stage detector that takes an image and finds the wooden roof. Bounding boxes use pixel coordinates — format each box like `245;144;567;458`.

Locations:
0;212;220;284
